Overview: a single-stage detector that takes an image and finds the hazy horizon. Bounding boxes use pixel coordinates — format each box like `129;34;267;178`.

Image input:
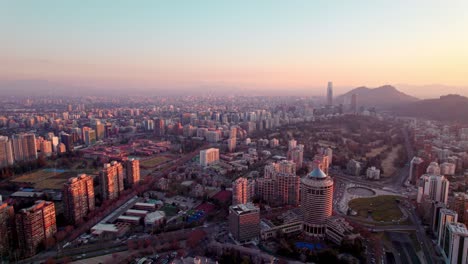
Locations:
1;1;468;98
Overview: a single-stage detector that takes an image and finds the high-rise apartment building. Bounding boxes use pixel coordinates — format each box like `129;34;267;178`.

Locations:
229;203;260;243
301;168;334;237
417;174;449;205
16;200;57;257
451;192;468;227
288;144;304;169
327;81;333;106
409;156;425;185
125;158;140;186
63;174;95;224
232;177;255;205
100;161;124;200
199;148;219;166
96;123;105;140
154;119;165;136
436;209;458;246
440;222;468;264
227;137;236;152
288;139;297;152
276;172;300;206
0;201;14;257
12;133;37;162
0;136;14;168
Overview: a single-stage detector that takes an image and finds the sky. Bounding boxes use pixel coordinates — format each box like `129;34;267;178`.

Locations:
1;1;468;97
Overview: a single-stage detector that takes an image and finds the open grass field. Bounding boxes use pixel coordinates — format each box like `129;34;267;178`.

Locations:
11;169;95;189
381;145;402;177
348;195;403;222
140;156;171;168
366;145;388;158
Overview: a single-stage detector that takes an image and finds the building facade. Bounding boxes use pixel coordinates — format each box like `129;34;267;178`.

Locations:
63;174;95;224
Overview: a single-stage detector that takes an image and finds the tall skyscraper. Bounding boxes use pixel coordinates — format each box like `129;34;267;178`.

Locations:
0;201;14;258
16;200;57;257
199;148;219;166
327;81;333;106
232;177;255;205
229;203;260;243
125;158;140;186
12;133;37;162
0;136;14;168
301;168;334;237
100;161;124;201
63;174;95;224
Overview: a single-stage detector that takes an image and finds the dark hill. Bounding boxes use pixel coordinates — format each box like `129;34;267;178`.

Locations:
336;85;419;108
396;94;468;122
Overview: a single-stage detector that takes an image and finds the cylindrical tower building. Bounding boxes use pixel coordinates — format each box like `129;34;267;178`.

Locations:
301;167;334;237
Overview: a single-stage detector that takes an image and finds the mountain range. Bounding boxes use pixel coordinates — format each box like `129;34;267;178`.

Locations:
335;85;419;108
395;94;468;122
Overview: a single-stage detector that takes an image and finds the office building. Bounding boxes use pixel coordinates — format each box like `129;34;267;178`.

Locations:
232;177;255;205
229;203;260;243
125;158;140;186
200;148;219;167
301;168;334;237
101;161;125;201
63;174;95;224
16;200;57;257
0;136;14;168
327;81;333;106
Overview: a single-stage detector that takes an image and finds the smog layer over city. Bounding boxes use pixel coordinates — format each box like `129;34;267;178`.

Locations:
1;1;468;264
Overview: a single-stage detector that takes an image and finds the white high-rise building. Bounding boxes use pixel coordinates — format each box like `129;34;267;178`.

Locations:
440;222;468;264
199;148;219;167
417;174;450;205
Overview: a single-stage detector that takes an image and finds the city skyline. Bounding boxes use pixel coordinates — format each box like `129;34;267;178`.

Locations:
1;1;468;98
